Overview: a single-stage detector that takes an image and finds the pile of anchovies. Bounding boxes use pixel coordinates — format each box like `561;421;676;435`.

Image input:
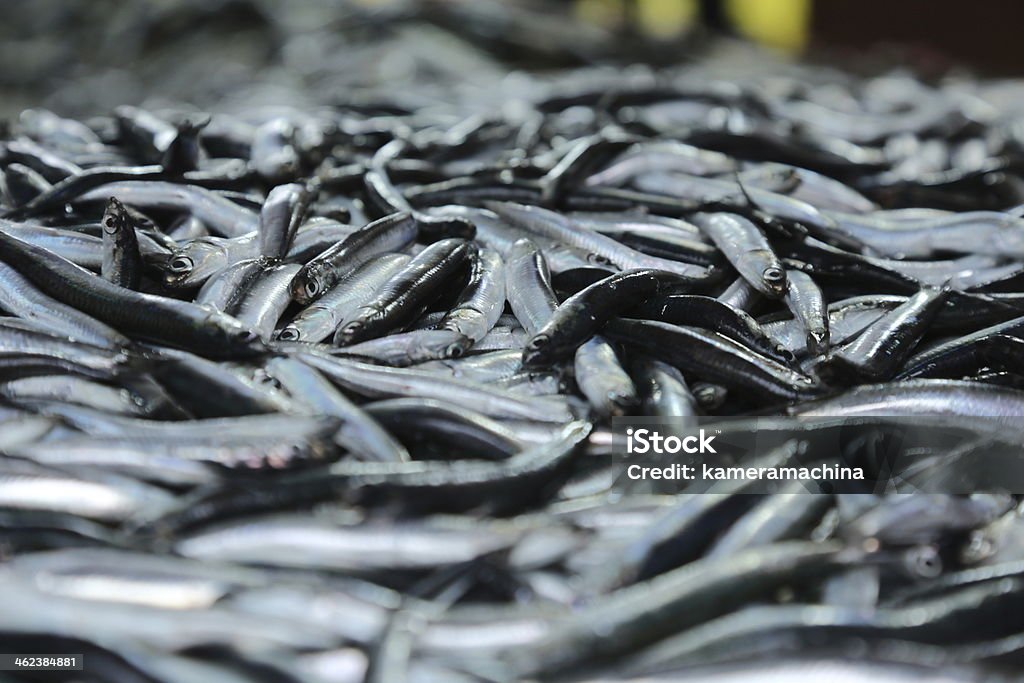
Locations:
6;63;1024;682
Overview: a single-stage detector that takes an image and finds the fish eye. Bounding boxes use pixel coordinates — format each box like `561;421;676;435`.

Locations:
763;267;785;283
907;546;943;579
168;256;194;273
527;334;549;350
304;280;320;298
277;327;301;341
446;342;465;359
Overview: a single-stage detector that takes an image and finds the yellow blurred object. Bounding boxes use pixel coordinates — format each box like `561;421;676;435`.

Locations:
636;0;698;39
576;0;626;29
725;0;811;52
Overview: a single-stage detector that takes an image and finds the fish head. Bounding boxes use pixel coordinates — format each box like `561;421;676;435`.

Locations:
290;266;324;304
163;240;228;288
414;330;471;362
101;197;129;235
521;333;552;368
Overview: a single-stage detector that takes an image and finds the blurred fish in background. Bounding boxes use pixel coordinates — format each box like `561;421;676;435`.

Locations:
2;0;1020;120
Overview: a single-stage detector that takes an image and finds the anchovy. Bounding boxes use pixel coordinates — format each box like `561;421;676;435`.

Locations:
823;286;948;382
0;376;154;417
177;514;522;571
2;163;51;206
364;398;524;459
488;201;716;280
825;210;1024;259
764;295;904;357
265;356;408;462
632;356;699;418
606;318;819;401
0;458;174;522
574;336;639;417
793;380;1024;423
79;181;257;237
251;118;300;182
634;294;790;362
524;269;684;368
339;329;470;366
257;182;312;259
501;542;842;677
231;262;301;340
278;253;410;343
0;228;263;357
147;348;294;417
299;353;575;423
635;172;836;232
584;140;740;187
334;238;474;346
194;256;269;312
437;247;506;343
783;270;829;356
15;415;338;479
692;212;787;298
99;197;142;289
0;260;128;348
290;212;417;304
505;238;559;337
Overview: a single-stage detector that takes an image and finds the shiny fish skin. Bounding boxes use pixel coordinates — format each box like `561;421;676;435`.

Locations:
824;286;948;382
489;201;717;281
632;356;699;418
524;269;683;369
437;247;506;344
177;514;522;572
0;376;154;417
79;181;258;238
300;353;575;423
692;212;787;298
783;270;830;356
257;182;311;259
574;336;639;418
334;238;474;346
607;318;819;402
8;37;1024;683
0;229;264;357
290;211;417;305
339;329;470;366
278;253;410;343
99;197;142;290
793;380;1024;424
194;256;269;313
506;238;559;337
231;262;301;341
0;458;174;522
265;356;409;462
0;260;128;348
